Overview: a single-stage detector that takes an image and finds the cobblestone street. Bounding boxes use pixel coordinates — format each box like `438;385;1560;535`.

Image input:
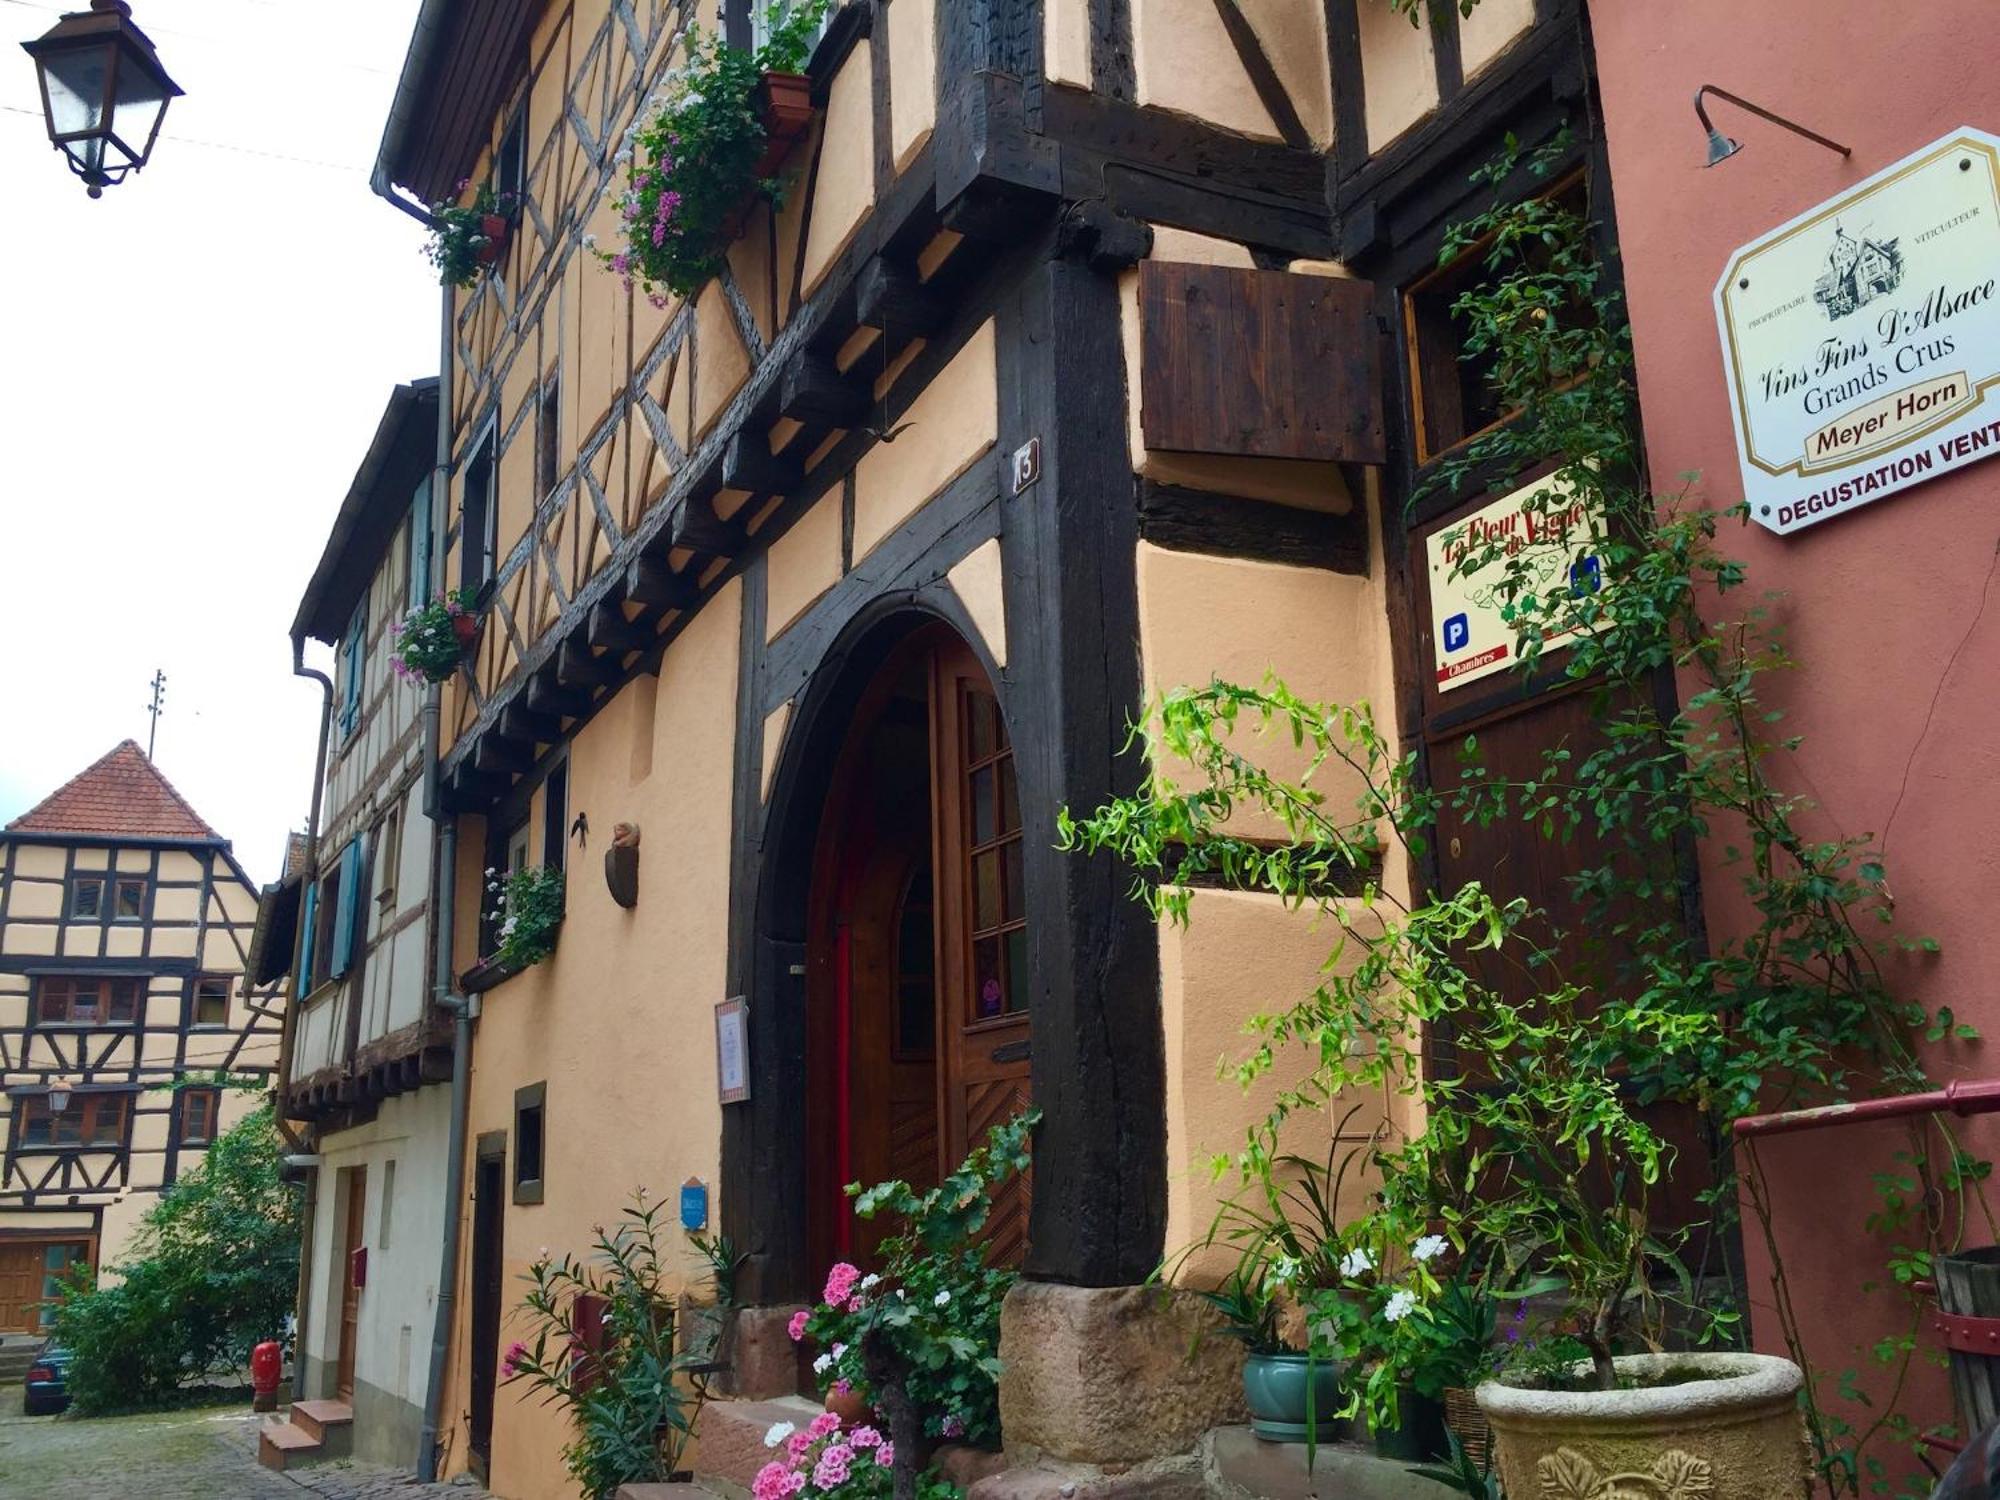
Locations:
0;1386;486;1500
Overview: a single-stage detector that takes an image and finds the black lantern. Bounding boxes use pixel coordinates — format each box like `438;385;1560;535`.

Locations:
21;0;182;197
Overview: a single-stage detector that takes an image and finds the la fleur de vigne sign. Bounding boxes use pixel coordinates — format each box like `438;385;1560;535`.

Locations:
1716;127;2000;535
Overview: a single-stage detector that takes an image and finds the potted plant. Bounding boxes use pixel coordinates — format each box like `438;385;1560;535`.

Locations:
1195;1264;1345;1444
504;1191;712;1499
599;1;827;303
480;863;566;975
392;588;481;684
424;180;517;289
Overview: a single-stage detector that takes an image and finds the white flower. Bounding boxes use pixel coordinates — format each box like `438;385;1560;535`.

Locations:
1339;1247;1374;1279
933;1290;951;1308
1412;1235;1449;1264
832;1343;846;1358
539;1246;551;1259
582;233;598;250
1383;1289;1418;1323
1269;1255;1301;1286
859;1273;881;1291
763;1421;796;1449
812;1353;833;1375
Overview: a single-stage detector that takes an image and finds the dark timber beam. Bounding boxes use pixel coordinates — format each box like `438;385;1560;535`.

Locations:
526;670;589;719
625;555;697;611
722;430;804;497
474;735;533;777
856;257;944;343
587;600;653;654
669;493;743;557
556;640;618;689
499;702;561;747
779;354;871;426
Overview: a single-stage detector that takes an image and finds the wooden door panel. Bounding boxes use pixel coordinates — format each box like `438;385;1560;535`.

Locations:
469;1150;505;1477
337;1168;366;1400
0;1243;41;1333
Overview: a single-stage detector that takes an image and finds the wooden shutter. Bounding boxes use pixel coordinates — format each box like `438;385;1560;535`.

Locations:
297;880;318;990
331;837;364;979
409;477;433;607
1138;261;1385;464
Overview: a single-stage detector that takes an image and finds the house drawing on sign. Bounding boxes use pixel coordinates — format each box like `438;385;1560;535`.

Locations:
1814;222;1904;319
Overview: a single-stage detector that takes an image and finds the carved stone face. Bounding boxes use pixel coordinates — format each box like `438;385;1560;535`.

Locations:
611;822;641;848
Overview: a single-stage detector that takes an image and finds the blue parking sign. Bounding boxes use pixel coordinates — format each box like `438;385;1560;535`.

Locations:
1443;612;1471;653
1570;555;1602;594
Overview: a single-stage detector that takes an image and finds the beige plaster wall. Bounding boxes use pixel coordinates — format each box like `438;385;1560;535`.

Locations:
442;580;742;1497
1238;0;1333;148
1358;0;1438;152
765;489;843;642
1133;0;1280;141
1458;0;1536;80
800;40;877;299
1134;531;1415;1280
851;319;998;560
1045;0;1092;87
887;0;935;170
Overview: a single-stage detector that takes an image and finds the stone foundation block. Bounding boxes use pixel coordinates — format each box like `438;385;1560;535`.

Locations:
996;1282;1247;1465
715;1305;810;1399
691;1395;824;1491
966;1455;1206;1500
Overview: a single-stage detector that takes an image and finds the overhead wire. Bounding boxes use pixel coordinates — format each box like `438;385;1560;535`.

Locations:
0;102;368;173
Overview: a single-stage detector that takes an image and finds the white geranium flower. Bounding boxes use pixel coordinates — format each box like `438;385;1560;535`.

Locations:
1339;1247;1374;1279
859;1273;881;1291
1412;1235;1449;1264
764;1421;796;1449
812;1353;833;1375
933;1290;951;1308
1383;1289;1418;1323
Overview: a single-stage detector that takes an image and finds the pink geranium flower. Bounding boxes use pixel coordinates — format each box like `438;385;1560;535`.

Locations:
849;1425;882;1450
752;1461;792;1500
808;1410;842;1439
787;1309;810;1342
823;1262;861;1306
812;1444;853;1489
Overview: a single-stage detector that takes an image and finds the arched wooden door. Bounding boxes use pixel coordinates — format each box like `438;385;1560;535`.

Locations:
806;629;1031;1270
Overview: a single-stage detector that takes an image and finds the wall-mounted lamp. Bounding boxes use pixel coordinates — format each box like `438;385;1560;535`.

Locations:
46;1084;73;1114
1695;86;1851;169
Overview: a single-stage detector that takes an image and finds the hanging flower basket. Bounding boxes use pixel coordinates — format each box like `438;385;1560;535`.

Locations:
394;588;482;684
597;3;827;303
424;181;518;288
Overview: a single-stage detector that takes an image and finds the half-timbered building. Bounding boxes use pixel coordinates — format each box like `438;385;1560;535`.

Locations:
361;0;1612;1489
257;378;454;1469
0;743;282;1335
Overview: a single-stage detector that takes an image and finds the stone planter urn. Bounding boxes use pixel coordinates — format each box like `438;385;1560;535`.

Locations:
1475;1352;1810;1500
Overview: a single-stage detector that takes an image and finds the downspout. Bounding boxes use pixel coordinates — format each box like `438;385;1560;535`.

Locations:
408;217;466;1485
283;630;334;1391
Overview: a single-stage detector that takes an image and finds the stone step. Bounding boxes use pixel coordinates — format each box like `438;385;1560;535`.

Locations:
257;1421;321;1472
618;1486;734;1500
693;1395;826;1491
1203;1426;1457;1499
289;1398;354;1444
0;1348;38;1383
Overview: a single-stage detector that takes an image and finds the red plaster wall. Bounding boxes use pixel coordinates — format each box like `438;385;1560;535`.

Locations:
1588;0;2000;1458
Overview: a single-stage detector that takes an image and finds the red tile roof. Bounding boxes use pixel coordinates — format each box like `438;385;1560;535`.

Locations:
5;740;223;842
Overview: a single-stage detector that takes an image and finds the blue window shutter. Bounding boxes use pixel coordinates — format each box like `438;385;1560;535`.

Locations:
339;606;365;740
297;880;318;991
331;838;363;978
409;478;433;607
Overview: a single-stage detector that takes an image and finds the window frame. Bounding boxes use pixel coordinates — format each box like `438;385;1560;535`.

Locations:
460;423;499;596
512;1081;546;1206
541;760;569;878
536;374;561;502
33;974;143;1028
14;1091;131;1151
68;877;103;919
338;597;367;744
190;974;231;1029
112;876;147;922
176;1087;220;1146
749;0;835;53
408;475;435;609
376;803;404;911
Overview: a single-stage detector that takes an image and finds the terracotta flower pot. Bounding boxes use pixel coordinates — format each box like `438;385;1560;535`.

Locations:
1475;1352;1809;1500
753;71;814;178
474;212;511;266
825;1385;871;1425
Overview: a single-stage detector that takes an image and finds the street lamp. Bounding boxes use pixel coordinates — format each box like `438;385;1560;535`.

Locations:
46;1084;72;1114
21;0;182;198
1693;85;1850;170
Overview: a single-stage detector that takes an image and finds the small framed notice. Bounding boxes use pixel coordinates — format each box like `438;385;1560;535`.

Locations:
715;996;750;1104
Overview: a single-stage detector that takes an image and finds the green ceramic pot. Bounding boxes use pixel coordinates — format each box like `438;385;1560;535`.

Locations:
1243;1351;1348;1442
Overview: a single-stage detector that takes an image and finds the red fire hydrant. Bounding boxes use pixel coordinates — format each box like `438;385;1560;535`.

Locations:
251;1339;283;1413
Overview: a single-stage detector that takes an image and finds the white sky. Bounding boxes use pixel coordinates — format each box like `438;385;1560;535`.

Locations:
0;0;436;884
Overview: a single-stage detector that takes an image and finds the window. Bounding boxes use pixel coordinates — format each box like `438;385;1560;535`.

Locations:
963;689;1028;1020
408;476;433;608
35;976;142;1025
379;1159;397;1248
541;763;569;877
461;428;497;594
177;1088;219;1145
191;975;230;1027
536;378;561;500
1404;174;1591;464
303;835;364;990
752;0;834;52
68;878;102;919
16;1092;129;1149
376;804;403;909
513;1082;546;1205
495;109;526;219
338;599;366;742
113;878;146;921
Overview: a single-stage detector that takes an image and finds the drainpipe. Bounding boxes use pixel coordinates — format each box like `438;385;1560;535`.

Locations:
283;631;333;1390
404;202;467;1483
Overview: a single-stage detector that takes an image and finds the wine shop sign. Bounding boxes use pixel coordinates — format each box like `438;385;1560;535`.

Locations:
1715;128;2000;534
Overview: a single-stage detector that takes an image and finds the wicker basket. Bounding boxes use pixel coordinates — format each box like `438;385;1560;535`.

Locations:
1443;1386;1493;1468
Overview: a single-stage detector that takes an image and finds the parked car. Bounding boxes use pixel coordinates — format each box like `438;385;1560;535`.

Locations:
23;1339;71;1416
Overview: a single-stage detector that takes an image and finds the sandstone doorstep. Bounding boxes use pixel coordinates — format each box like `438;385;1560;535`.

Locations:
692;1395;824;1491
254;1399;354;1470
1202;1425;1456;1500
